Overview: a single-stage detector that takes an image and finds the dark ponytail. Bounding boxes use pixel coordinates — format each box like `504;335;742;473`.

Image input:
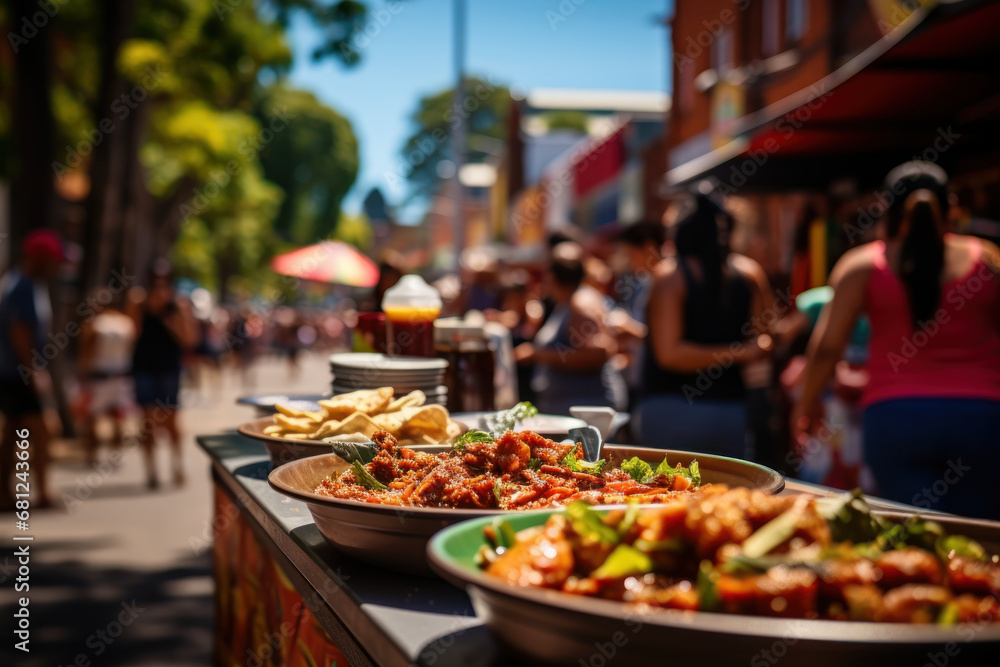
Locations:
674;193;732;305
883;161;949;330
898;193;945;328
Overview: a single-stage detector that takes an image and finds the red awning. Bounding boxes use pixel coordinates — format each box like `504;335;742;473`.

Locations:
664;0;1000;193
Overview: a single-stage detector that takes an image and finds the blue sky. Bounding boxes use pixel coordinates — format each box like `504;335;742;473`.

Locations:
287;0;671;222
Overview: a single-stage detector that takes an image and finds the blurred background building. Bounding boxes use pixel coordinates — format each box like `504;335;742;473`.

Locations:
663;0;1000;288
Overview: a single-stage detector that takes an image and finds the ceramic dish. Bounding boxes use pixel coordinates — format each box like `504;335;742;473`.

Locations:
267;444;784;575
239;414;464;466
238;416;341;466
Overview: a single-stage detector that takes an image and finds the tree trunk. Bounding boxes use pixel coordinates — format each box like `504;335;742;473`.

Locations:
9;0;78;434
119;101;153;287
80;0;134;294
9;0;56;252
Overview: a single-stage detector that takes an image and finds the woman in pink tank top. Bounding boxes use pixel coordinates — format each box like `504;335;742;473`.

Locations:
794;162;1000;519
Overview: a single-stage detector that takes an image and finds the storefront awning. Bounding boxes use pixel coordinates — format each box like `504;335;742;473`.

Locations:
663;0;1000;193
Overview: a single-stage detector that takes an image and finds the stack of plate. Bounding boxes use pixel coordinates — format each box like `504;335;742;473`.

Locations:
329;353;449;405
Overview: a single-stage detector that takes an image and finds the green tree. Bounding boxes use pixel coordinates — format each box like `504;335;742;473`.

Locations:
254;85;359;244
0;0;371;291
399;76;510;198
332;212;373;250
542;110;588;133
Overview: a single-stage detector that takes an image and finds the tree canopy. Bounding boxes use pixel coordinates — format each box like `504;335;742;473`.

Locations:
255;85;359;245
399;76;510;200
0;0;369;296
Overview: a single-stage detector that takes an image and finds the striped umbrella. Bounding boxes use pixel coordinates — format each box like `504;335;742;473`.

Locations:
269;241;379;287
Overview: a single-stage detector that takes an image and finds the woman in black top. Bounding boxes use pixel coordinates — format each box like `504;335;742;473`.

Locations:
129;273;199;489
635;193;774;458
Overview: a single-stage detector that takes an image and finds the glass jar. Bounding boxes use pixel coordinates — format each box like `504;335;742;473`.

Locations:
435;319;495;412
381;275;442;357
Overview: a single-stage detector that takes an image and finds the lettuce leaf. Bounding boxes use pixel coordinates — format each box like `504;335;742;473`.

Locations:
620;457;653;482
454;429;494;450
560;451;607;475
652;457;678;479
621;455;700;486
652;457;702;485
687;460;701;486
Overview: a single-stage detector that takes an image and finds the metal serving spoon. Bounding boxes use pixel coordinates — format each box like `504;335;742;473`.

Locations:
567;425;604;463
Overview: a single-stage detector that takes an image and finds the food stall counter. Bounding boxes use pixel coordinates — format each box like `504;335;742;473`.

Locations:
196;430;938;667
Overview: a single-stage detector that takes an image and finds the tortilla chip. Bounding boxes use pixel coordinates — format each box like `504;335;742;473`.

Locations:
444;421;463;443
370;405;440;437
370;411;407;435
384;390;426;413
313;419;342;439
326;411;380;439
274;413;320;434
275;404;323;422
401;405;451;436
319;387;394;420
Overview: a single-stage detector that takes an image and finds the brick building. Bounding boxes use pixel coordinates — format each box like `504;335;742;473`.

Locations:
664;0;1000;286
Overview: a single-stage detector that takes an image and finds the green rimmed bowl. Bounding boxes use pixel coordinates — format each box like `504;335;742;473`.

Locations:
427;508;1000;665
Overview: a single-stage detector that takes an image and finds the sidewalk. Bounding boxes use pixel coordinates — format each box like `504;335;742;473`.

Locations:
2;351;332;667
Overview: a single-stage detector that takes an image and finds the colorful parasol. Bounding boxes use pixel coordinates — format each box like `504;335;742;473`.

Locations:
270;241;379;287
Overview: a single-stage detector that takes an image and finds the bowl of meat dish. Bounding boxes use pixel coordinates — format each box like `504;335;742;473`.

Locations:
268;429;783;575
427;486;1000;664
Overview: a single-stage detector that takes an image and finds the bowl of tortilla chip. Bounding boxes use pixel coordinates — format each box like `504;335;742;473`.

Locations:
238;387;465;466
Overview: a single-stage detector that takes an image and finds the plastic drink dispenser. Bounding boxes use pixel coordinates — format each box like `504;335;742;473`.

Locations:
381;275;442;357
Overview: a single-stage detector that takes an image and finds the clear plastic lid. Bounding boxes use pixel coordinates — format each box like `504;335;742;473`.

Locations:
381;274;442;316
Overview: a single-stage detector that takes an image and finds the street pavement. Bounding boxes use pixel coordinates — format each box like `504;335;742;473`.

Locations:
2;351;333;667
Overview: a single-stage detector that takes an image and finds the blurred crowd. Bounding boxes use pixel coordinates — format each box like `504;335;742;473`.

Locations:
0;246;359;508
2;161;1000;520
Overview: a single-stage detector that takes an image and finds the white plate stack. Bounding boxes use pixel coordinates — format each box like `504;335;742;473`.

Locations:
329;353;449;405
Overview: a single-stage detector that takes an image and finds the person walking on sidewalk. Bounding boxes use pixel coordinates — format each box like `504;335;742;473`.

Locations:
128;268;199;490
0;230;65;509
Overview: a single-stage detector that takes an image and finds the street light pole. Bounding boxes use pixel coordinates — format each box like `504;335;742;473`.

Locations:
451;0;466;273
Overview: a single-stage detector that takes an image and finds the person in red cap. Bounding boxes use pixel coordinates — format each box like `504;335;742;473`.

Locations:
0;228;65;510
